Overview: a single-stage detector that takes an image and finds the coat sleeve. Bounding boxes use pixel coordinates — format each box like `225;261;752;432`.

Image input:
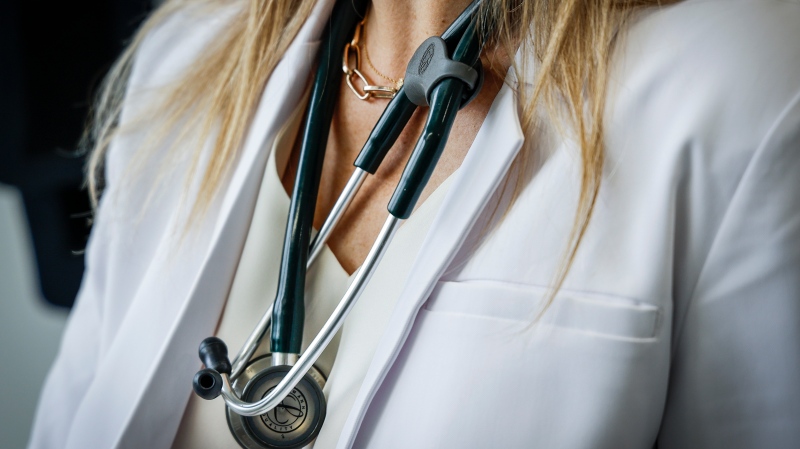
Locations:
26;191;112;448
28;10;181;449
657;90;800;447
26;7;242;447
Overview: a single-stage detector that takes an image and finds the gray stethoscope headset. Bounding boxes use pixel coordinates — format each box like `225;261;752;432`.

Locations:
191;0;486;447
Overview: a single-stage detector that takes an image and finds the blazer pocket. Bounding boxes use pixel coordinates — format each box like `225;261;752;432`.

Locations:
423;280;661;340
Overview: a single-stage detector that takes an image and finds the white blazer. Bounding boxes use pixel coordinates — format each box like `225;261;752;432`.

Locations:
29;0;800;448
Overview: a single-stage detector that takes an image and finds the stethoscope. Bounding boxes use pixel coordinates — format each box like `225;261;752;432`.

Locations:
191;0;485;447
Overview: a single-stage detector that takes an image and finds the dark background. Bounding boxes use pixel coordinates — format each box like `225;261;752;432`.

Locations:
0;0;154;308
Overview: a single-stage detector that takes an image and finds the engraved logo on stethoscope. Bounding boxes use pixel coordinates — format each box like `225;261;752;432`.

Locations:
260;387;308;434
418;43;435;75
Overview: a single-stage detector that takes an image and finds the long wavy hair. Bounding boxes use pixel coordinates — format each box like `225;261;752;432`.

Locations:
83;0;678;305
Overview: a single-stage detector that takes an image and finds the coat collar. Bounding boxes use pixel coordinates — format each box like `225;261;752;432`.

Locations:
337;81;524;449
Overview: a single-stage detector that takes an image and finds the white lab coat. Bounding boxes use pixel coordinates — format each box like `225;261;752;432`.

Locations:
28;0;800;448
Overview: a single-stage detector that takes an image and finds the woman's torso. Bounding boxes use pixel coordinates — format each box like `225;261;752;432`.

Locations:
27;1;800;448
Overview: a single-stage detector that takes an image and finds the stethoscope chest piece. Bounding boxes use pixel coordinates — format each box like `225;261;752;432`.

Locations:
227;355;327;449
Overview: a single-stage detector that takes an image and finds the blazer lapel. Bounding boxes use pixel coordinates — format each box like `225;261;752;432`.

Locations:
337;82;525;449
106;0;336;447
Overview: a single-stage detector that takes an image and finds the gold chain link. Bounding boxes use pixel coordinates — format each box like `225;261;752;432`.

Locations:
341;19;400;100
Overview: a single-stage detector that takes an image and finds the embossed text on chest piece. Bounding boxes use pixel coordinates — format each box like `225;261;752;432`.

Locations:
260;387;308;434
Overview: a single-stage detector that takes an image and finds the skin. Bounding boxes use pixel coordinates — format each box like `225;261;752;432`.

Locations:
282;0;508;274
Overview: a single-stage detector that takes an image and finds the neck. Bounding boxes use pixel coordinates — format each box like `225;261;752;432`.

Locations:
362;0;473;83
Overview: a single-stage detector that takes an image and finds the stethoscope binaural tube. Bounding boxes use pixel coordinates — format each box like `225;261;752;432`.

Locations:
192;0;486;447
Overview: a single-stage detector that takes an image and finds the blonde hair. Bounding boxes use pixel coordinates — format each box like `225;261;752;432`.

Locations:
83;0;678;302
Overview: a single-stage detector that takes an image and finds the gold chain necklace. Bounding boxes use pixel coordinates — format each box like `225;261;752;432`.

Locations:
362;27;404;90
342;19;403;100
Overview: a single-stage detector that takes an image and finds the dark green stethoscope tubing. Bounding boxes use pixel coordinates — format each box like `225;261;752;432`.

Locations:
271;0;370;355
387;22;483;219
271;0;484;355
353;0;483;174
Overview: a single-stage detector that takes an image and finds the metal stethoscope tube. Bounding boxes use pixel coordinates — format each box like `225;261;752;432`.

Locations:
223;215;401;416
307;168;368;267
228;167;367;380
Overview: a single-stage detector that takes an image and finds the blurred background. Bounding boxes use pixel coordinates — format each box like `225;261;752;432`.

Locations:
0;1;154;446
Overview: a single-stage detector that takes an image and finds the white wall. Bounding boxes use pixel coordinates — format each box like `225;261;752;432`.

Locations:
0;184;68;449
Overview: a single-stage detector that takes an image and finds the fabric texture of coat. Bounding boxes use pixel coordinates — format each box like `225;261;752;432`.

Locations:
29;0;800;447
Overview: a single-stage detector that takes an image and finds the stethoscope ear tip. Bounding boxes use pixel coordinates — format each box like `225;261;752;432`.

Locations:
193;368;223;400
199;336;232;374
193;336;232;400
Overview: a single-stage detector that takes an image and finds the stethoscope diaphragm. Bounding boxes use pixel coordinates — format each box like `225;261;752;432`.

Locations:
227;355;327;449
